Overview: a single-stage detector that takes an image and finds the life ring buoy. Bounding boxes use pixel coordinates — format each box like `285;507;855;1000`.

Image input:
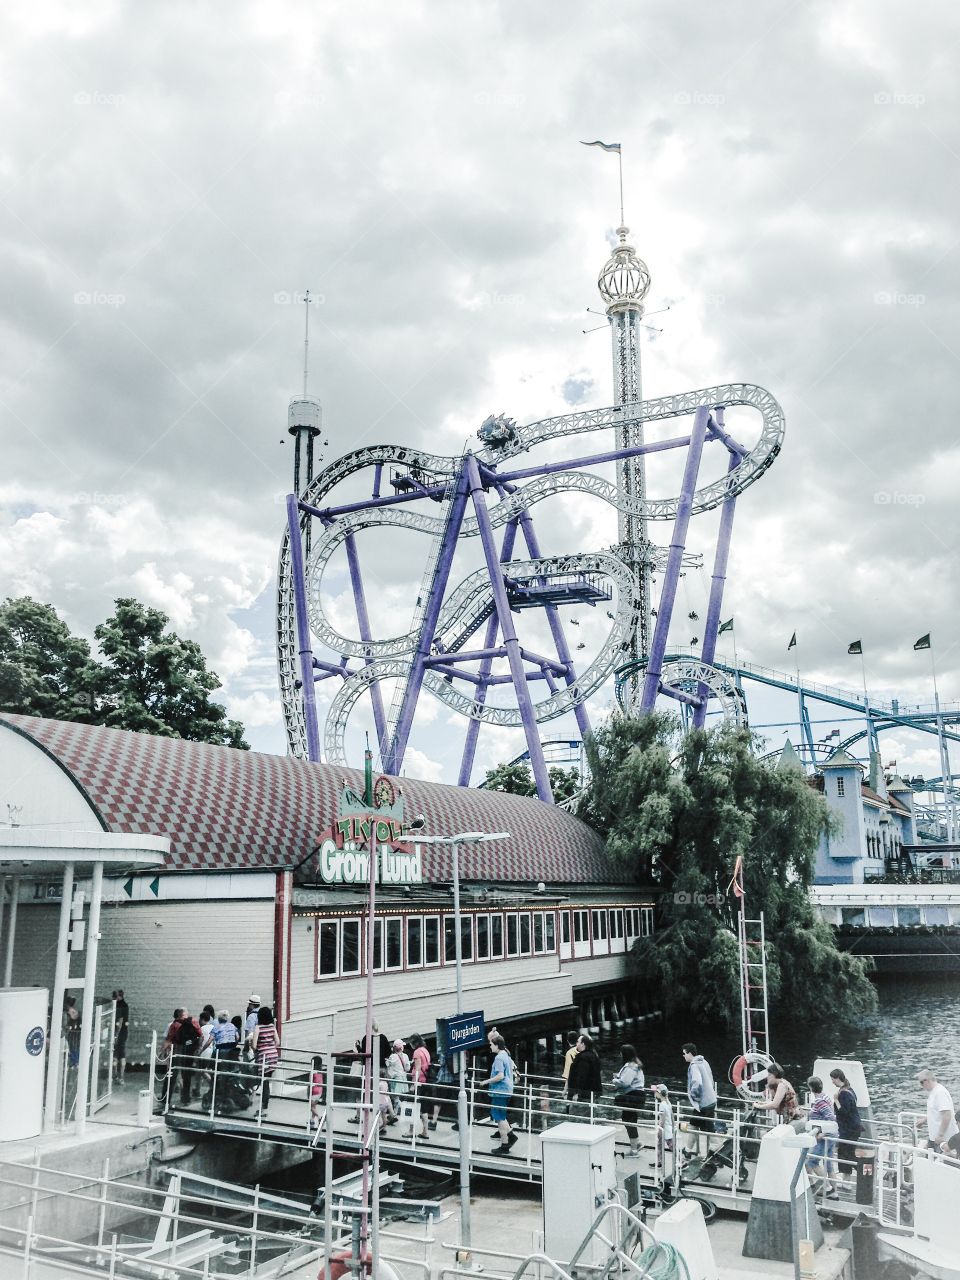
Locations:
728;1051;773;1101
318;1251;401;1280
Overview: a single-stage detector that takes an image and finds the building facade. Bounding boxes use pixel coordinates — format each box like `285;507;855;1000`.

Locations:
808;746;917;884
0;715;653;1061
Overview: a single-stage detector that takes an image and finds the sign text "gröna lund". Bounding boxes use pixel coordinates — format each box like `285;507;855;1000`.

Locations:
318;835;423;886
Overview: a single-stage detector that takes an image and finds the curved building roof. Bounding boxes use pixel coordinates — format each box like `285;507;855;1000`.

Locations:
0;714;619;885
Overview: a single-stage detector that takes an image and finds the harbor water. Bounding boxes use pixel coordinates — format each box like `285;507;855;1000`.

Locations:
594;974;957;1117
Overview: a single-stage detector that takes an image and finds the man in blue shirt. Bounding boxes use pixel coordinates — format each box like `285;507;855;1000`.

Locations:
489;1033;518;1155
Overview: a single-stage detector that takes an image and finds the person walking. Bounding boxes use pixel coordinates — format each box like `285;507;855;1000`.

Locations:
244;995;261;1057
829;1068;863;1174
755;1063;799;1123
489;1033;518;1155
918;1069;960;1156
173;1009;202;1105
112;989;129;1085
612;1044;646;1156
250;1006;281;1117
407;1034;431;1139
212;1010;240;1059
386;1039;411;1106
803;1076;840;1199
562;1032;579;1085
682;1043;717;1159
567;1033;603;1115
652;1084;674;1154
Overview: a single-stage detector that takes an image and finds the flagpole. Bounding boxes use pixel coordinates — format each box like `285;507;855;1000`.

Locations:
794;640;803;758
929;638;955;842
618;150;624;225
731;621;740;689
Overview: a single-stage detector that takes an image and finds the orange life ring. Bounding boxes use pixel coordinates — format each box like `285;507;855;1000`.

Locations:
318;1250;367;1279
731;1055;748;1090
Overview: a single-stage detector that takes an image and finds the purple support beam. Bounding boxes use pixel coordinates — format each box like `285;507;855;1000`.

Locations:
659;682;701;708
640;406;711;714
286;494;322;761
518;647;569;677
488;431;693;485
424;646;509;667
343;529;388;755
512;496;593;745
457;517;520;788
466;455;553;802
692;432;739;729
385;466;471;775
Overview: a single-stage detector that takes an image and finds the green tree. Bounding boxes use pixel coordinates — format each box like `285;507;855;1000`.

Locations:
0;597;100;721
482;759;582;802
93;598;248;748
581;713;877;1030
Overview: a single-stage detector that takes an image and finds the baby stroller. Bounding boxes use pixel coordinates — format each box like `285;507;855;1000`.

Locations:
685;1106;761;1186
211;1058;258;1116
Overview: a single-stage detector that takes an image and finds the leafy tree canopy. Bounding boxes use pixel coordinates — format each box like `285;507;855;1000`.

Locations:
0;595;248;749
482;759;582;803
580;712;877;1031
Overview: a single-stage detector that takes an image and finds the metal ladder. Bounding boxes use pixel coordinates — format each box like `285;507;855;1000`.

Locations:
737;912;770;1058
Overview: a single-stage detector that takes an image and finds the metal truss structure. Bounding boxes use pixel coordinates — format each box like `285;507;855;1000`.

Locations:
276;379;783;802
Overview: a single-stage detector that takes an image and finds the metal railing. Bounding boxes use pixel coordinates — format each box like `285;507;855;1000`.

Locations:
0;1156;354;1278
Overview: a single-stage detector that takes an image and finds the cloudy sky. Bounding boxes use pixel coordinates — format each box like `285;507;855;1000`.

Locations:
2;0;958;787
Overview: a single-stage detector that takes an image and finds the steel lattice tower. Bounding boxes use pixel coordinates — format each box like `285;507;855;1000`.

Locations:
600;225;653;666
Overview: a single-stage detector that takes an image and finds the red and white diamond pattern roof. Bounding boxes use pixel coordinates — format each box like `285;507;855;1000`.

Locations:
0;715;621;885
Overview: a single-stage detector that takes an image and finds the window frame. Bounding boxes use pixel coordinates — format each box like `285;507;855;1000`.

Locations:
340;917;361;976
423;915;441;967
317;919;339;979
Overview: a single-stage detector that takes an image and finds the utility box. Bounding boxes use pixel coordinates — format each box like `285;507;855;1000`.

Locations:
0;987;48;1140
541;1123;619;1265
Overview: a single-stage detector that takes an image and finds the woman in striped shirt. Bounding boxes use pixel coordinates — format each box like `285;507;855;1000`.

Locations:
250;1006;281;1117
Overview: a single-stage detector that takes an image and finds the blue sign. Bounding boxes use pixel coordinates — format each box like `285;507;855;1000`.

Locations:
25;1026;45;1056
437;1010;486;1056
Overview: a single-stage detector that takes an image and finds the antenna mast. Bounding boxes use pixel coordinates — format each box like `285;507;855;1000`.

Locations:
303;289;311;397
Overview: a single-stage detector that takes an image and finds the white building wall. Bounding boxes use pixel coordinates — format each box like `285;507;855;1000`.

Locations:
0;725;103;832
10;899;275;1063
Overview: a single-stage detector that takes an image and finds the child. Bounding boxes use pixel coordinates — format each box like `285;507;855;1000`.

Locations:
310;1055;325;1130
653;1083;674;1153
378;1077;397;1129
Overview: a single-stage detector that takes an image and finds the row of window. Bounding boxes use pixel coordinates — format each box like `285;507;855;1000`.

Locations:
838;904;953;928
314;904;653;980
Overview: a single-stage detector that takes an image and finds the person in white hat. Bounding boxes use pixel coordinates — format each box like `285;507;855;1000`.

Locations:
244;994;261;1056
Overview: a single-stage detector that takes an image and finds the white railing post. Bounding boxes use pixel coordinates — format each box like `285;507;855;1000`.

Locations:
97;1156;110;1250
249;1183;259;1276
147;1030;158;1104
209;1053;219;1119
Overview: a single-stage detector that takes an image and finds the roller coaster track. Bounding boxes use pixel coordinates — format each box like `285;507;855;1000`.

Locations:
278;383;785;769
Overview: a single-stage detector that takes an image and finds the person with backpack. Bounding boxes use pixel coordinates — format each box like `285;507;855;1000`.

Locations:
173;1008;202;1105
489;1032;518;1154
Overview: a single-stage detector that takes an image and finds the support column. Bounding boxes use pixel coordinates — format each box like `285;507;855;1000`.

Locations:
641;406;710;713
465;455;552;801
286;494;322;761
693;441;739;729
514;501;592;745
386;467;471;775
344;530;388;757
44;863;75;1131
457;519;519;787
74;861;103;1134
3;874;21;986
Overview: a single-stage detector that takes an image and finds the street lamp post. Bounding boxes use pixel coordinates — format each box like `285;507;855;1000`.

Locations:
415;830;510;1255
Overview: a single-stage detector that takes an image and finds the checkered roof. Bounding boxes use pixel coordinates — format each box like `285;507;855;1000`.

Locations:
0;715;621;885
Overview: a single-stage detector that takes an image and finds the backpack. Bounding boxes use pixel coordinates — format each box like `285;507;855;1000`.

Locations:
425;1058;439;1084
177;1017;201;1053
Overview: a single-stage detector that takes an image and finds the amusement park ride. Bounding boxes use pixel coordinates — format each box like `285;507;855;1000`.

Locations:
277;214;784;802
276;199;959;816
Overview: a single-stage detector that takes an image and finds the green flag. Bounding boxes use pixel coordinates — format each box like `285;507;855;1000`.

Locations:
913;633;931;651
848;640;863;655
719;618;734;634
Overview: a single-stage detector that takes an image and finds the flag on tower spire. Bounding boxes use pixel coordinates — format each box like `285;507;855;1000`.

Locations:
580;140;621;153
